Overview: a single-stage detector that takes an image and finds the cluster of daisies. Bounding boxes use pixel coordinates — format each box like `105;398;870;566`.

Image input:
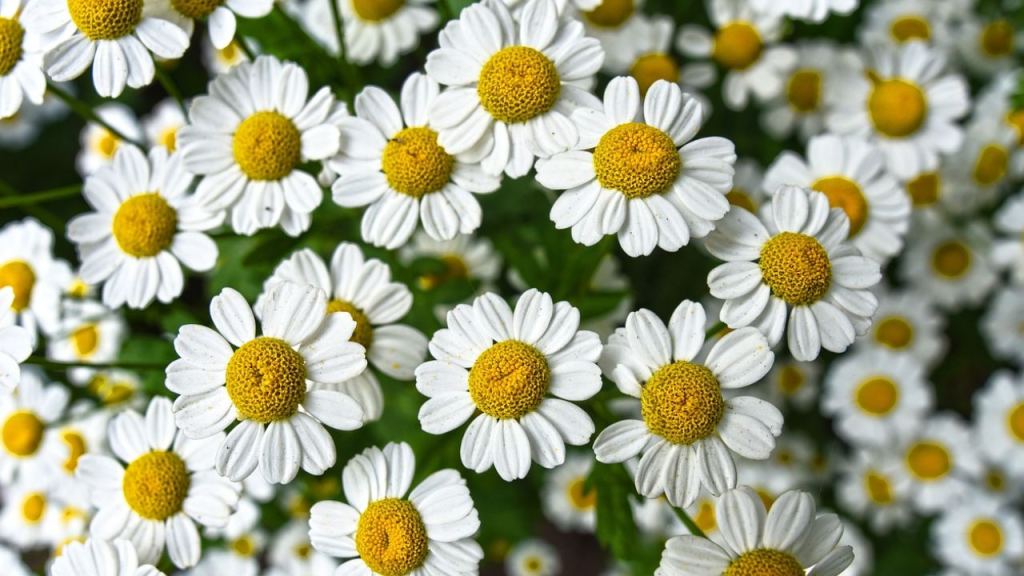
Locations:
0;0;1023;574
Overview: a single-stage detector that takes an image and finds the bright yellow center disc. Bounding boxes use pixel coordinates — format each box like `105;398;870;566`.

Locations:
226;336;307;423
112;193;178;258
640;361;723;445
355;498;428;576
468;340;549;420
593;122;680;199
477;46;560;124
382;126;453;198
759;232;832;305
233;111;302;181
122;451;191;520
66;0;143;40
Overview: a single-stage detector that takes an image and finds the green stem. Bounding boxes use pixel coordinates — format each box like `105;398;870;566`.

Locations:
673;506;709;539
705;321;727;338
154;66;187;114
26;355;166;372
46;83;145;148
0;184;82;208
0;180;66;230
236;36;257;60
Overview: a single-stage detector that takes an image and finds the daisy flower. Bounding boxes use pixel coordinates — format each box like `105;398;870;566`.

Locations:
967;453;1024;506
416;288;603;481
257;243;428;421
747;0;856;23
143;98;186;152
982;288;1024;365
657;486;854;576
764;134;910;263
753;358;820;411
25;0;189;98
0;217;70;340
319;0;437;66
178;55;341;237
827;42;970;179
168;283;368;484
683;491;724;544
899;215;996;310
706;185;882;361
836;449;912;533
859;0;953;49
973;371;1024;478
932;496;1024;575
975;71;1024;174
151;0;271;50
330;73;501;248
0;481;61;548
992;191;1024;284
623;15;691;97
0;367;69;483
308;442;483;576
507;538;560;576
199;497;264;574
955;16;1021;77
0;286;31;391
201;35;249;74
576;0;647;74
266;521;336;576
536;76;736;257
85;369;142;408
0;0;46;119
76;103;142;176
895;414;981;513
49;409;109;501
46;299;125;385
401;231;502;294
940;118;1017;215
675;0;796;110
425;0;604;178
856;285;945;368
51;538;165;576
593;300;777;507
541;452;596;532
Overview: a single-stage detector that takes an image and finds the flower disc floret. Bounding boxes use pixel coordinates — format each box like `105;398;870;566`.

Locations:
327;299;374;350
112;193;178;258
980;20;1014;57
907;172;939;206
865;471;893;504
468;340;550;420
477;46;561;124
889;16;931;42
906;441;951;480
868;79;927;138
71;324;100;357
66;0;143;40
122;451;190;520
352;0;403;21
226;336;307;423
855;376;899;415
61;430;87;472
630;53;679;96
1;411;43;456
811;176;868;236
640;361;724;445
713;22;763;70
786;69;822;113
355;498;428;576
973;145;1008;186
874;316;913;349
382;127;454;197
931;241;970;279
0;18;24;76
170;0;223;19
593;123;680;199
724;549;804;576
0;260;35;311
969;520;1004;556
582;0;634;28
232;111;302;181
759;232;832;306
567;478;596;510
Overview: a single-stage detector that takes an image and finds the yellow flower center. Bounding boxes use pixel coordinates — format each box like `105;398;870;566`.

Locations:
0;260;35;311
524;556;544;573
112;193;178;258
95;130;120;158
776;365;805;395
874;316;914;349
906;171;940;207
1006;402;1024;442
1006;109;1024;146
352;0;403;21
355;498;428;576
869;79;927;138
417;254;469;290
294;542;312;559
713;22;763;70
693;499;716;533
68;278;91;298
980;20;1014;57
864;470;894;504
88;373;137;405
986;469;1006;492
726;188;757;213
66;0;142;40
889;15;931;43
854;376;900;415
724;549;804;576
811;176;868;237
968;520;1004;557
640;361;724;445
566;477;596;511
159;126;178;151
20;492;46;524
973;144;1008;186
759;232;832;306
593;122;680;199
61;430;88;473
1;410;43;457
468;340;550;420
630;53;679;96
226;336;307;423
931;240;971;279
477;46;560;124
327;299;374;350
230;535;255;556
906;441;951;481
71;324;100;358
786;69;822;113
0;18;25;76
233;111;302;181
581;0;634;28
382;126;454;198
170;0;221;18
122;451;191;520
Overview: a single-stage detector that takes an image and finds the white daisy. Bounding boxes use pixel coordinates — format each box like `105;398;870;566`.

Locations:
623;15;697;98
46;299;125;384
76;103;142;176
51;538;165;576
416;288;603;481
941;117;1018;215
201;35;249;75
856;285;945;368
859;0;953;49
747;0;857;22
0;0;46;119
536;76;736;257
0;367;68;483
992;191;1024;284
932;496;1024;576
974;71;1024;174
754;357;821;411
425;0;604;177
576;0;647;74
401;231;502;293
151;0;271;50
168;282;368;484
198;497;264;574
967;452;1024;507
308;442;483;576
143;98;186;152
982;288;1024;365
0;217;71;340
266;521;336;576
49;408;109;501
973;371;1024;479
178;55;341;237
0;287;31;391
593;300;777;507
84;369;142;408
955;16;1021;77
257;243;428;421
507;538;560;576
827;41;970;179
330;73;501;248
657;486;854;576
836;449;913;534
895;414;981;514
541;452;595;532
706;185;882;361
0;480;61;548
899;215;996;310
304;0;437;66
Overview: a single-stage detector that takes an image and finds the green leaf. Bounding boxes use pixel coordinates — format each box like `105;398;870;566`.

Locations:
591;461;641;562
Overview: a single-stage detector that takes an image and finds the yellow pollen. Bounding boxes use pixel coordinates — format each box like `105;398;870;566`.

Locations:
355;498;429;576
66;0;142;40
889;15;931;43
581;0;634;28
906;441;951;480
226;337;307;423
854;376;900;415
864;471;893;504
524;556;543;572
170;0;222;19
777;365;805;395
71;324;100;358
1006;109;1024;146
0;18;25;76
477;46;560;124
906;171;939;207
593;122;680;199
112;193;178;258
931;240;971;279
232;111;301;181
122;451;190;520
61;430;88;473
1006;402;1024;442
95;130;120;158
640;361;724;445
786;69;822;113
759;232;832;306
2;410;44;457
726;189;757;213
566;477;596;511
382;126;453;197
980;20;1014;57
469;340;549;420
68;278;90;298
630;53;679;96
724;549;804;576
293;542;312;559
0;260;35;311
811;176;869;237
968;520;1004;557
20;492;46;523
973;144;1008;186
417;254;469;290
352;0;403;21
327;299;374;350
713;22;763;70
218;41;240;63
874;316;913;349
693;500;716;533
231;535;256;557
87;374;137;405
159;127;178;151
869;79;927;138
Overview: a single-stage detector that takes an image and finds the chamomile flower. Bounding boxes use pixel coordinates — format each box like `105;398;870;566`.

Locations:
76;103;142;176
25;0;189;97
755;358;821;410
932;496;1024;576
576;0;647;74
201;35;249;74
975;71;1024;173
308;442;483;576
143;99;186;152
178;55;341;237
51;538;166;576
416;289;603;481
536;77;736;257
760;42;854;142
402;231;502;294
747;0;857;23
0;481;62;548
0;367;69;483
973;371;1024;478
836;449;913;533
266;521;336;576
0;0;45;119
541;452;596;532
763;134;910;263
330;74;501;248
84;369;142;408
593;300;777;507
200;496;264;573
305;0;437;67
50;409;109;500
827;42;970;179
955;16;1021;77
47;300;125;385
983;288;1024;365
675;0;796;110
968;453;1024;506
940;119;1017;214
0;287;31;391
822;349;932;448
899;216;996;310
657;486;854;576
151;0;271;50
856;286;945;367
618;15;686;97
896;414;981;513
257;243;428;421
859;0;953;49
706;185;882;361
507;538;560;576
425;0;603;178
170;283;369;484
992;192;1024;284
0;217;70;340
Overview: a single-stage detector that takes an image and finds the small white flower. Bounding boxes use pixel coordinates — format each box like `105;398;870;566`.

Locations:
0;287;32;391
982;288;1024;365
899;214;996;310
973;371;1024;479
575;0;648;74
856;285;946;368
266;521;336;576
541;452;596;532
836;449;913;534
754;357;821;410
0;480;61;548
51;538;166;576
76;103;143;176
932;496;1024;576
151;0;271;50
895;414;981;514
0;0;46;119
47;299;125;385
955;16;1021;77
143;98;186;152
0;217;72;341
992;191;1024;284
302;0;438;66
0;367;69;483
940;117;1018;215
859;0;953;49
507;538;560;576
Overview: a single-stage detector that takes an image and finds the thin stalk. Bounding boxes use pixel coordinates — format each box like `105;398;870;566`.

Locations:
705;321;727;338
154;66;187;114
236;36;257;60
26;356;167;372
0;184;81;208
313;3;360;89
46;83;145;148
673;506;709;539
